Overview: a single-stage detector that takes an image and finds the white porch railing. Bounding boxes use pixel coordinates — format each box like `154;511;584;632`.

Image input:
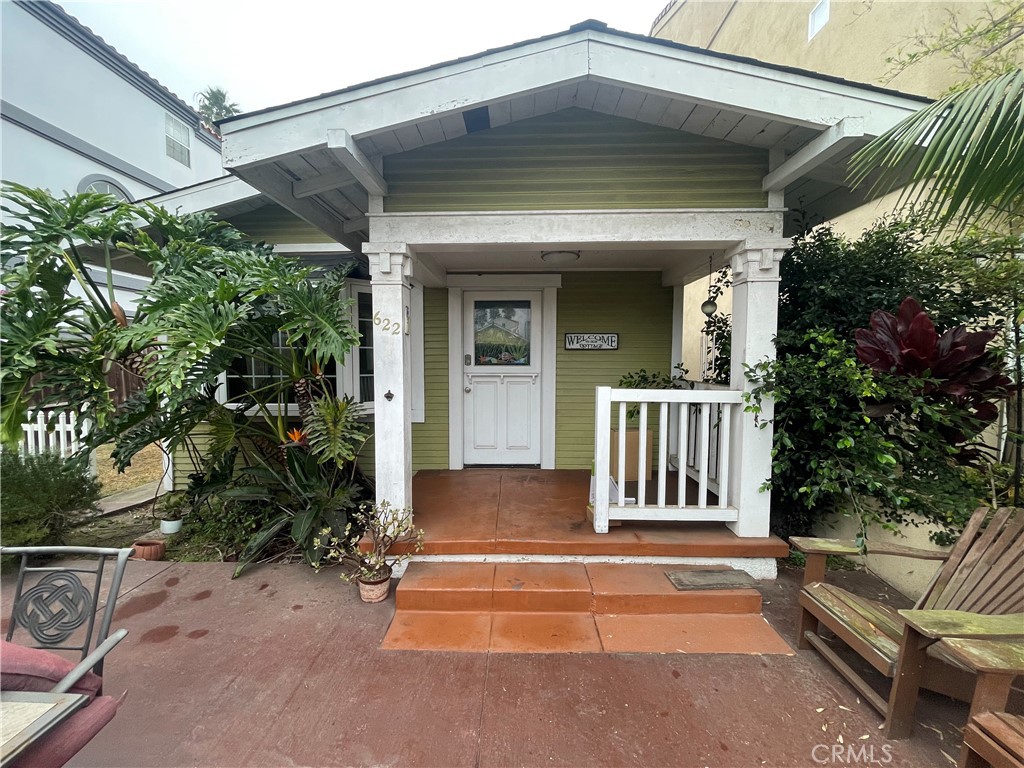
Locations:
591;386;742;533
21;407;84;459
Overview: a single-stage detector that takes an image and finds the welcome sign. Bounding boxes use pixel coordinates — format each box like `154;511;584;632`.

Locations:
565;333;618;350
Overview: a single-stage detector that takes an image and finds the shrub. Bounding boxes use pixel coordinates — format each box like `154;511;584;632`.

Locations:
742;219;1012;543
0;451;101;547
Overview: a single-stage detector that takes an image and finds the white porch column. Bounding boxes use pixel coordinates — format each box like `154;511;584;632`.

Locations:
362;242;413;515
726;240;789;537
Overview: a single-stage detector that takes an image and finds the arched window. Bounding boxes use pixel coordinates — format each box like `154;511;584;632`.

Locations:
77;175;131;202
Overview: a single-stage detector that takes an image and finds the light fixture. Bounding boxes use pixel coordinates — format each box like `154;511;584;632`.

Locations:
540;250;581;265
700;255;718;317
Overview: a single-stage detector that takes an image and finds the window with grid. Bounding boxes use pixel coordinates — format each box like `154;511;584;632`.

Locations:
355;289;374;404
225;332;340;413
165;113;191;166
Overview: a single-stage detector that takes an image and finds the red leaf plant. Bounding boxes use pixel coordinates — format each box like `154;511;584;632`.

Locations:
855;297;1015;444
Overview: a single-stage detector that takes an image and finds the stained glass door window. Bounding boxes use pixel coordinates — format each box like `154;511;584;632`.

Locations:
473;300;531;365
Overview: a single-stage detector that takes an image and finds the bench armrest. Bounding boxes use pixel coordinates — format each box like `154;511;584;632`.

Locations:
939;637;1024;676
789;537;861;556
862;542;949;560
790;537;948;560
898;610;1024;641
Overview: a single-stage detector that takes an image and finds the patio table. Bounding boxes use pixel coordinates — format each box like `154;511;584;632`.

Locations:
0;691;89;767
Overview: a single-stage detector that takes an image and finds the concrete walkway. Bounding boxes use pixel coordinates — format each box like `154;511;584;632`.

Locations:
2;561;972;767
79;480;164;521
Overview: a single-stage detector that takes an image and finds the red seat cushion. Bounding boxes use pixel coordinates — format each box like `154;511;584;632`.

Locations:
0;641;102;697
9;694;120;768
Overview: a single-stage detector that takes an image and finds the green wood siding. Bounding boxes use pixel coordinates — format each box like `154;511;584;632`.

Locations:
358;433;375;478
412;288;449;469
172;424;211;491
555;272;673;469
385;108;768;212
224;203;334;244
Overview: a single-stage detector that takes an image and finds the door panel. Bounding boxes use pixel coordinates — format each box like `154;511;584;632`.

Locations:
505;377;534;450
470;377;500;450
463;291;542;465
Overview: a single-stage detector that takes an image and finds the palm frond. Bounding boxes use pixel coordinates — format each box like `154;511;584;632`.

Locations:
849;69;1024;232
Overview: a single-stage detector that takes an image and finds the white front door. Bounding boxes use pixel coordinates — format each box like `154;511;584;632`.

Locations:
463;291;543;465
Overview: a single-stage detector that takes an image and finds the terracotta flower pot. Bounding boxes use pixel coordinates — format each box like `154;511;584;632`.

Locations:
132;539;166;561
357;572;391;603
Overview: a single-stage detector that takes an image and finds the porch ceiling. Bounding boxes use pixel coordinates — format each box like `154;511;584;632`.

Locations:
217;22;930;250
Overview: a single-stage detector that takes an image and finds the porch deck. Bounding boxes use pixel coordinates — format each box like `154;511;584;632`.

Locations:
407;469;787;559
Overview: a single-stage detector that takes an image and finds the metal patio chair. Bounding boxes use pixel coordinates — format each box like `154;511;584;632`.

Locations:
2;546;133;694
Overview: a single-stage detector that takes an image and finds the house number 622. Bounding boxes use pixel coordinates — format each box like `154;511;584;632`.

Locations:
373;311;401;335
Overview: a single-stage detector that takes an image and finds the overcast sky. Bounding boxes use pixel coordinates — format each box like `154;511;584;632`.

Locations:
56;1;668;114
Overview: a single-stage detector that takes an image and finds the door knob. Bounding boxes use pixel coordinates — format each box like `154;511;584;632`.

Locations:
465;386;472;393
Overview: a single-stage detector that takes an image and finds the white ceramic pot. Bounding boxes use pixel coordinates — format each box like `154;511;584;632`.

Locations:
160;518;183;535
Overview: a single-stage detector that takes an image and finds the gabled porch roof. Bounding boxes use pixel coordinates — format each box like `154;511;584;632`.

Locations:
217;19;930;249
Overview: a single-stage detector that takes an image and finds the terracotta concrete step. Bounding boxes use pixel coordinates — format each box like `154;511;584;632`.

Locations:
396;562;762;615
382;609;794;654
588;563;762;615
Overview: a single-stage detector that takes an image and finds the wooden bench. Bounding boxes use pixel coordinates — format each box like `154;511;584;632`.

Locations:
946;637;1024;768
791;506;1023;739
963;712;1024;768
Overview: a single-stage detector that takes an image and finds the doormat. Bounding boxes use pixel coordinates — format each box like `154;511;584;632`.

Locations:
665;569;757;590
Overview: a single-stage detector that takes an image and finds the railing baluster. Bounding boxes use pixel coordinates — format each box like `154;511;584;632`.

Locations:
698;403;711;509
678;402;688;508
593;386;612;533
637;402;648;508
657;402;668;508
617;402;627;507
718;404;732;509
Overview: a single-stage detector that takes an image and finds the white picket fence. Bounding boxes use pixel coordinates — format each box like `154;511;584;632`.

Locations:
591;386;741;533
21;407;86;459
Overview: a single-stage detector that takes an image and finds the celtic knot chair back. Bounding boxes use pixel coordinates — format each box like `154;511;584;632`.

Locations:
2;546;133;678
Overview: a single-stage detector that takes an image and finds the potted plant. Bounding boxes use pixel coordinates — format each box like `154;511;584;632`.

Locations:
158;493;186;535
322;501;423;603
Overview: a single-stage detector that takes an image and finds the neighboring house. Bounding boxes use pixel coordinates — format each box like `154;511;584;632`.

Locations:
144;20;929;575
650;0;988;98
0;0;223;204
1;0;224;481
649;0;990;380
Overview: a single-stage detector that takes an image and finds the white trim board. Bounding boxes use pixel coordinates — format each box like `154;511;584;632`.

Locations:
221;28;926;170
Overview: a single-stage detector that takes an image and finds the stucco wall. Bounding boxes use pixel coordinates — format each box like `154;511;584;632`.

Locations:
652;0;992;100
814;511;949;601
